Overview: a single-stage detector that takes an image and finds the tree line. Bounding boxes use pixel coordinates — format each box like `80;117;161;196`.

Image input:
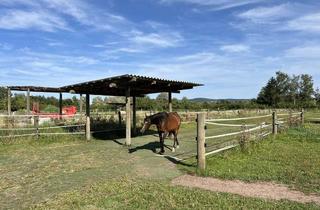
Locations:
257;71;319;108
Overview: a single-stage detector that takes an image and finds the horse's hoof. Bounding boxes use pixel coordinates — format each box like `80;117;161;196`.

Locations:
158;151;164;155
176;145;179;149
172;148;175;153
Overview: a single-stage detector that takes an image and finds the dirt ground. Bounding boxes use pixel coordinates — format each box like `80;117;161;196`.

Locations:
172;175;320;205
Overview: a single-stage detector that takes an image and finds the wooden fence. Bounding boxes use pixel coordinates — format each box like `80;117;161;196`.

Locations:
0;113;126;141
196;110;304;172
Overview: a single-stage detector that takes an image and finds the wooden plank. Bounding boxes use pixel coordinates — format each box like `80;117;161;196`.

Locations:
86;93;91;141
59;92;63;119
7;88;11;116
118;111;122;128
197;113;206;173
168;92;172;112
272;111;277;135
300;108;304;124
205;145;237;156
27;88;30;115
132;96;137;137
125;88;131;146
9;86;64;93
206;114;271;122
79;94;83;115
205;124;271;140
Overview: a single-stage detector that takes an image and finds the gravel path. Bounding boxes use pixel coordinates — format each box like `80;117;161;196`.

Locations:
172;175;320;205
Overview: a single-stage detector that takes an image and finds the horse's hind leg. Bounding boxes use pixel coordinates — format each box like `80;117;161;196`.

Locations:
175;130;180;149
172;131;179;152
172;132;176;152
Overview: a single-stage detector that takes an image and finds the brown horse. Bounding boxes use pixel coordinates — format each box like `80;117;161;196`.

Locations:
140;112;181;154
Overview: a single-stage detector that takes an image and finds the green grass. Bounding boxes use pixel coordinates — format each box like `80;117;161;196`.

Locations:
33;178;319;210
1;114;319;209
181;123;320;195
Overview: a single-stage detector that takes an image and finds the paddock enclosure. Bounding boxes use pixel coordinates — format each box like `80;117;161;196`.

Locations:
2;74;202;143
0;74;311;173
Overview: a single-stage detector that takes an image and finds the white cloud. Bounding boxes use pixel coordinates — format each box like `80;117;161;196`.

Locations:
287;13;320;33
131;32;182;48
238;4;294;23
285;45;320;59
42;0;88;22
0;0;130;33
220;44;250;53
0;9;69;32
48;42;64;47
160;0;264;11
0;43;12;50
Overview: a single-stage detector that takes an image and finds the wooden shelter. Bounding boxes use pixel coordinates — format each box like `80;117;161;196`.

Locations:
7;74;202;145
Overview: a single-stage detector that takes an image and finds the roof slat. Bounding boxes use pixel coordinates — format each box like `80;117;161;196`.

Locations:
8;74;203;96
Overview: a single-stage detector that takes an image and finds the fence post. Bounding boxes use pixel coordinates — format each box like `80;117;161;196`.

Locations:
289;109;293;127
272;111;277;135
125;88;131;146
7;88;11;116
197;113;206;173
34;116;39;140
85;94;91;141
300;108;304;124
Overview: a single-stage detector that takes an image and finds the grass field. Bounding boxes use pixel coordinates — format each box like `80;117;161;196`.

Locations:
0;112;319;209
182;123;320;195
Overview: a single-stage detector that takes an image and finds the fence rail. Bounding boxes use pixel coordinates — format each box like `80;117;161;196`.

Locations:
196;109;304;172
205;122;258;127
206;114;271;122
205;124;271;140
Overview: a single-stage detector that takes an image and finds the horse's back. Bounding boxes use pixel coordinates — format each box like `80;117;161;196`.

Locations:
165;112;181;131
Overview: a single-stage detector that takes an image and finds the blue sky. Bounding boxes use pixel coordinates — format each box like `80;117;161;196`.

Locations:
0;0;320;99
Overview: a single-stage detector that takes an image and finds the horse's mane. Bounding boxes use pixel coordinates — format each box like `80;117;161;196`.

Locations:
148;112;168;124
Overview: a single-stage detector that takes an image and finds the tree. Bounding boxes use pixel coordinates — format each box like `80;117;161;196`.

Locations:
12;93;26;111
92;96;104;106
275;71;290;104
257;77;280;106
257;72;317;108
156;93;168;101
287;75;300;106
299;74;314;103
105;96;125;104
0;87;7;111
314;88;320;105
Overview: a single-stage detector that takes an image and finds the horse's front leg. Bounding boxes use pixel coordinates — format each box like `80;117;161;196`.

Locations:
159;131;165;154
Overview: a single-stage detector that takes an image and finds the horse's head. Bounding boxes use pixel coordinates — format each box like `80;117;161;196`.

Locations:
140;115;152;134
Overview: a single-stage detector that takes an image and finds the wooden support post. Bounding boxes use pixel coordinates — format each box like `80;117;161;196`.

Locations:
79;94;83;115
34;115;39;140
272;111;277;135
26;88;30;115
197;113;206;173
300;108;304;124
7;88;11;116
118;111;122;128
125;88;131;146
289;109;293;127
168;92;172;112
59;92;63;120
132;96;137;137
85;94;91;141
